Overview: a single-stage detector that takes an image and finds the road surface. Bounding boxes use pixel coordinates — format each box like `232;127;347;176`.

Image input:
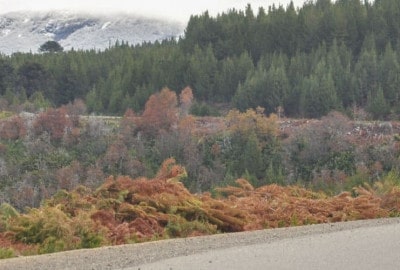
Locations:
133;219;400;270
1;218;399;270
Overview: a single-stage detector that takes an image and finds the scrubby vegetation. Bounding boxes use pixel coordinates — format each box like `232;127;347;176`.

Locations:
0;89;399;257
0;158;399;257
0;86;399;208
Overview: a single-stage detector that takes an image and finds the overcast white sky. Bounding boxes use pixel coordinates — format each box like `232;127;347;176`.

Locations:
0;0;307;22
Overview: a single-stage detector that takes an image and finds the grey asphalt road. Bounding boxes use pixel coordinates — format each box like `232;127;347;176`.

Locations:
132;219;400;270
1;218;399;270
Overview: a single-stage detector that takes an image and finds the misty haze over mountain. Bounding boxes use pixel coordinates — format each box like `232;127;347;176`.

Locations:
0;11;184;55
0;1;306;22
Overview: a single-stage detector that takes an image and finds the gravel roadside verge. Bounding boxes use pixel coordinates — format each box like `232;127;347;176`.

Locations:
1;217;399;270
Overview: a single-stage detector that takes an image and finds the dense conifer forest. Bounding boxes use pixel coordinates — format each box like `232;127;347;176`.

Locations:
0;0;400;258
0;0;399;118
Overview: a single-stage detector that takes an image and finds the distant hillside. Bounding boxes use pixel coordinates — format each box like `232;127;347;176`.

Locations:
0;11;184;54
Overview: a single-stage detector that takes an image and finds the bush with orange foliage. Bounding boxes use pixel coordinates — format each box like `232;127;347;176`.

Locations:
179;86;194;117
216;178;395;229
0;116;26;140
136;88;178;136
32;108;72;142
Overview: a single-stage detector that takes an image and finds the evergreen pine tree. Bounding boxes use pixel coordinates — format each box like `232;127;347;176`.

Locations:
366;87;390;120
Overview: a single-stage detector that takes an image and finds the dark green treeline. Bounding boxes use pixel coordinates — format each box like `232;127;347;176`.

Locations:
1;0;400;118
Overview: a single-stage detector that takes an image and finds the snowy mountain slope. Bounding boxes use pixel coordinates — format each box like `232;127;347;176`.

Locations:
0;11;184;55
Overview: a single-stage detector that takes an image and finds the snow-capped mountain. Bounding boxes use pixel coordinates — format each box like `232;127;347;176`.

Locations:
0;11;184;55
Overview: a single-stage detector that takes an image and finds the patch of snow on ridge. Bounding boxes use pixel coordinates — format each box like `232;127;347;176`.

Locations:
1;29;11;36
0;11;184;55
101;21;111;30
